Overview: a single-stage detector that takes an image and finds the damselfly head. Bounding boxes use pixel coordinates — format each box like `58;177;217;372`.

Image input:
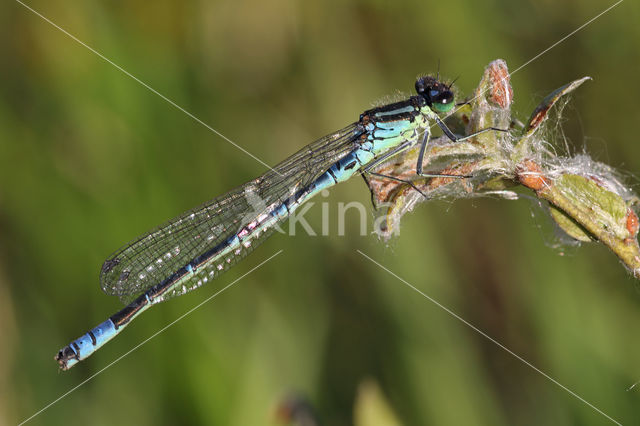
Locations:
415;76;455;113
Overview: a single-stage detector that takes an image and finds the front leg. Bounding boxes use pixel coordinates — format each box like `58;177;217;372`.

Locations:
362;138;428;199
415;116;508;178
415;123;471;178
435;115;508;144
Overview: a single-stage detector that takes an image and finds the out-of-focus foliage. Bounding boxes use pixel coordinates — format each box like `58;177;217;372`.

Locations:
2;0;640;425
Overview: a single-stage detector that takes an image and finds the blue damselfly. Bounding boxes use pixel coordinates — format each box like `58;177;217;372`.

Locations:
55;76;502;370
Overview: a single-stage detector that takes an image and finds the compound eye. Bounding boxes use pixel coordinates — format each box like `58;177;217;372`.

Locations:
432;90;455;113
438;92;453;104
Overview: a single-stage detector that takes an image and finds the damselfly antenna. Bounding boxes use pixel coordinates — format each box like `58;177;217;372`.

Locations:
447;75;460;89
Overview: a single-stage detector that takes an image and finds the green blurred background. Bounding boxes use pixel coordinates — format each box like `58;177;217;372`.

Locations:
2;0;640;424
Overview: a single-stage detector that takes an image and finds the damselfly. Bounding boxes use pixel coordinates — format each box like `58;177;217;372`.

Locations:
55;75;503;370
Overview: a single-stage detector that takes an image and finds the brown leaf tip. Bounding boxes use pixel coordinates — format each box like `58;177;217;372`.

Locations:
626;209;639;238
517;160;551;191
527;109;548;132
488;61;513;108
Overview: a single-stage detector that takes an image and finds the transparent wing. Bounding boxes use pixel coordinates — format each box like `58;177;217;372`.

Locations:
100;123;362;304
